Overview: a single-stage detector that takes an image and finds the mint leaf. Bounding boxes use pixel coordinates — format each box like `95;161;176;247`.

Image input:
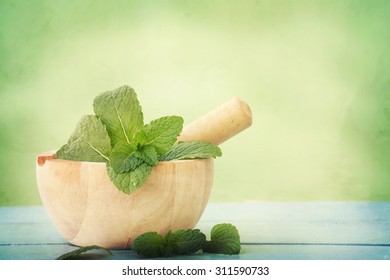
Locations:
165;229;206;255
132;232;165;258
107;163;152;194
202;223;241;254
160;141;222;161
56;245;112;260
115;154;143;174
109;142;143;173
134;145;159;166
132;224;240;258
56;115;111;162
93;85;143;146
133;229;206;258
135;116;183;155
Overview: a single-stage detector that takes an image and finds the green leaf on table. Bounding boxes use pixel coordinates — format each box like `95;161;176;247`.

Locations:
56;245;112;260
135;116;183;155
132;229;206;258
93;85;144;146
202;223;241;254
56;115;111;162
165;229;206;255
132;232;165;258
107;163;152;194
160;141;222;161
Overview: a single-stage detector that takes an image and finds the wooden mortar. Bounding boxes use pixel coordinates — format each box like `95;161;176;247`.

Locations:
36;97;252;249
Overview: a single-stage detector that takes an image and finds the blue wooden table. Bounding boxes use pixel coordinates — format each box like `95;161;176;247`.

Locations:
1;202;390;260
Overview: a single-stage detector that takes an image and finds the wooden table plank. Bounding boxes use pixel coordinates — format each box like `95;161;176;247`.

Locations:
1;202;390;260
200;202;390;244
2;244;390;260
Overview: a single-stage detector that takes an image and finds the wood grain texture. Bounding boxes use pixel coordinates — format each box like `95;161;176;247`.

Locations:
36;152;213;249
177;97;252;145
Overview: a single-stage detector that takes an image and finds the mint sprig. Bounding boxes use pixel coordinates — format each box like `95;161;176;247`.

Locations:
132;223;240;258
55;224;240;259
56;85;222;195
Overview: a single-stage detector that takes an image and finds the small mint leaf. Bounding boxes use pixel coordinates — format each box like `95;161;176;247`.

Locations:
109;142;133;171
109;142;143;173
133;129;147;146
56;245;112;260
132;232;165;258
202;223;241;255
107;163;152;194
165;229;206;255
134;145;158;166
136;116;183;155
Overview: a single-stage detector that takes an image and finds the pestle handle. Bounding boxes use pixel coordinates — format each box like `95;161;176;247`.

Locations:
177;97;252;145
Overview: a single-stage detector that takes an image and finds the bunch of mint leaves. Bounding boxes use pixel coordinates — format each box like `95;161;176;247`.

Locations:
56;85;222;194
132;223;241;258
56;223;240;259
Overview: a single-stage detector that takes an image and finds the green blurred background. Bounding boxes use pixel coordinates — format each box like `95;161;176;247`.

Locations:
1;0;390;206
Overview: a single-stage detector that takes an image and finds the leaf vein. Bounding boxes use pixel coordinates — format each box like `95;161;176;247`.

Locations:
111;94;130;144
81;136;109;161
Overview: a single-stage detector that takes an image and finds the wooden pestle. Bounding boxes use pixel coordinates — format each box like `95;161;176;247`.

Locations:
177;97;252;145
